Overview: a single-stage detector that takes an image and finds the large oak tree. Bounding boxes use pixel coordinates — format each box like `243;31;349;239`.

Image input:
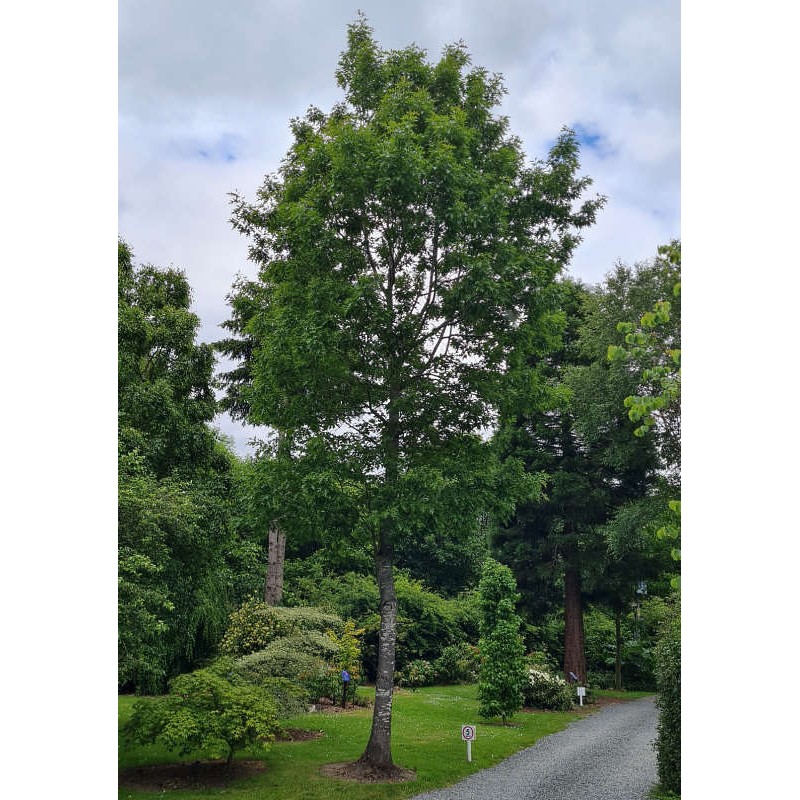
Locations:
227;16;601;773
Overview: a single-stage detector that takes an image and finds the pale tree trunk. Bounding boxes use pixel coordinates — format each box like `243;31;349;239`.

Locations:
264;526;286;606
563;566;587;684
359;393;400;773
358;535;397;771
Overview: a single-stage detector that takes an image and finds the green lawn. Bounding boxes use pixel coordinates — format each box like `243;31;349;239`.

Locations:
119;684;588;799
594;689;654;700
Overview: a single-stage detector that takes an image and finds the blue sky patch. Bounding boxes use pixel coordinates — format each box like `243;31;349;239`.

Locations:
168;132;244;163
573;124;602;149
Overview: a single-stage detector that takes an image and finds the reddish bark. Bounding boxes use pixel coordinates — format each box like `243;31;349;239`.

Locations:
563;567;586;683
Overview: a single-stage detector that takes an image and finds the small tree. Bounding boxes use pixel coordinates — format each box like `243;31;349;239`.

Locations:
477;559;527;724
124;667;281;765
327;619;365;706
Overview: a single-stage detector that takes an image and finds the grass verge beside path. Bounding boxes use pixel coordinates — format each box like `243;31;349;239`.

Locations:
594;689;653;700
119;684;650;800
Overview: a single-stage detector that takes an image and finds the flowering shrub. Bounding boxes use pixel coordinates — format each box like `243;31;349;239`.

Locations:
523;668;574;711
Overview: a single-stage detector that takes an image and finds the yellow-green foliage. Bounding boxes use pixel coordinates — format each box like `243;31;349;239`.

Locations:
220;598;293;656
326;619;365;675
275;606;344;635
220;599;344;657
124;666;280;763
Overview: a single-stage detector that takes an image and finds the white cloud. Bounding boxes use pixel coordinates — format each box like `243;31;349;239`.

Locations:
119;0;680;456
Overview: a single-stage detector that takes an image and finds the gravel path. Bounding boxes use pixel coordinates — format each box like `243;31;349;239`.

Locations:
410;697;658;800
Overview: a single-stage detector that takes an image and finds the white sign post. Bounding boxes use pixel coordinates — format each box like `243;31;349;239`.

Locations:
577;686;586;706
461;724;476;762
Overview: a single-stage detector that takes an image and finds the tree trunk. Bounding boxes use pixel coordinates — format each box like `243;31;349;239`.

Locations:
264;526;286;606
359;387;400;774
614;607;623;691
358;533;397;771
563;567;587;684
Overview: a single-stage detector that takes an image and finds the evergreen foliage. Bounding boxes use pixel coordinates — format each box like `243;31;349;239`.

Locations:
654;601;681;794
477;559;527;723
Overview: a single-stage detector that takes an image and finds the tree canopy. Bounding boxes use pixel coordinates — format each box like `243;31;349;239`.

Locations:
118;241;263;693
221;14;602;773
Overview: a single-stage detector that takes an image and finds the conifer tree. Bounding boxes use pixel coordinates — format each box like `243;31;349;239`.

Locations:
477;559;527;724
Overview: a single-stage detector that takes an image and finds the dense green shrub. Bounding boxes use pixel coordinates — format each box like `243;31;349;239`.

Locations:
654;605;680;794
273;606;344;636
281;560;481;680
434;643;480;684
523;668;574;711
302;666;346;703
220;599;343;657
477;560;527;724
619;638;657;690
260;677;311;718
230;630;352;704
583;607;616;672
395;575;464;662
232;640;324;683
588;669;615;689
279;630;340;659
220;598;296;656
525;650;559;672
124;667;280;764
399;659;437;689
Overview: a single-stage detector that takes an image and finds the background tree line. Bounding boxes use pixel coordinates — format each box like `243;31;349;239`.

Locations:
119;15;679;788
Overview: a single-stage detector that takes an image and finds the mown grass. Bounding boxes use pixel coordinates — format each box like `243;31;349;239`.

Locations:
594;689;654;700
649;786;680;800
119;684;585;800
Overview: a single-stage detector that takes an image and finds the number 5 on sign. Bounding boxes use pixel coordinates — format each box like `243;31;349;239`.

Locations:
461;724;476;761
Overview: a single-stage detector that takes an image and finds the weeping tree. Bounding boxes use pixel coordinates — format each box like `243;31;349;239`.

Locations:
227;15;601;775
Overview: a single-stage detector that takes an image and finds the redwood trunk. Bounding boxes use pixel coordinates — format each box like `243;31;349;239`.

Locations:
264;527;286;606
614;608;623;691
563;567;586;684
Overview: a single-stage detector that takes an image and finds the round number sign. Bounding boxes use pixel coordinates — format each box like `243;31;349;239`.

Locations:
461;724;476;741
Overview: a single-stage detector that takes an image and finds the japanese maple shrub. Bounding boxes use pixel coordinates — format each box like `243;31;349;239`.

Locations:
124;666;281;765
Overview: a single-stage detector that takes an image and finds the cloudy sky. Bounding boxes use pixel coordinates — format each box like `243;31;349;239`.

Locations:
119;0;680;455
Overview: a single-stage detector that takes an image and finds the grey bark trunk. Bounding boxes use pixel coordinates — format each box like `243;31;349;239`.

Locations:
264;526;286;606
359;379;400;772
358;539;397;770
